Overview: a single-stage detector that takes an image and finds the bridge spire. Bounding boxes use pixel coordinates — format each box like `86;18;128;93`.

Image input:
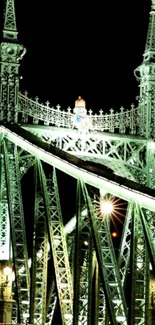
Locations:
135;0;155;139
3;0;17;40
0;0;26;123
144;0;155;62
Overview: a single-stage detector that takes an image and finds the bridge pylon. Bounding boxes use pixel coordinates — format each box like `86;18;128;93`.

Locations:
0;0;26;123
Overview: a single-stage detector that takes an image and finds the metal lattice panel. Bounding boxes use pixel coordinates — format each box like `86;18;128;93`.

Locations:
118;204;132;286
18;150;35;179
23;125;147;183
45;282;57;325
3;0;17;34
38;164;73;325
3;140;30;323
140;208;155;270
1;0;155;324
73;184;93;325
82;182;128;325
93;258;106;325
0;153;10;260
30;163;48;325
129;203;149;325
145;1;155;54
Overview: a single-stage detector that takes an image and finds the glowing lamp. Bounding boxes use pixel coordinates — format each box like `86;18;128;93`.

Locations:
100;200;113;215
111;231;118;238
3;265;15;283
3;266;12;276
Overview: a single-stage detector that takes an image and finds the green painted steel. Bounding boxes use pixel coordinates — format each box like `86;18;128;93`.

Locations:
0;0;26;123
3;0;17;40
118;204;132;286
30;161;48;325
128;203;149;325
0;0;155;324
3;140;30;323
73;182;93;325
82;182;128;325
135;1;155;139
38;163;73;325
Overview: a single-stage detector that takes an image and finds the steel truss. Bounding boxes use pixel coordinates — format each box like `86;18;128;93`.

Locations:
38;163;73;325
73;182;93;325
30;162;48;325
3;139;30;323
1;0;155;324
0;135;154;325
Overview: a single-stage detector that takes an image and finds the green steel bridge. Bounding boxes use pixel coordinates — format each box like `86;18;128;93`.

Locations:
0;0;155;325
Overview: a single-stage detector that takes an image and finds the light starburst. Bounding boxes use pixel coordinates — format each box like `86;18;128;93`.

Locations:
94;194;126;229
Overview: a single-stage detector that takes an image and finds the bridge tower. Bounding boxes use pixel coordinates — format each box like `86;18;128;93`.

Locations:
0;0;26;123
0;0;155;325
135;0;155;140
0;0;29;324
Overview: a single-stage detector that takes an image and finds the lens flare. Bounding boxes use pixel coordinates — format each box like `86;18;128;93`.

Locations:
100;200;113;215
94;194;126;229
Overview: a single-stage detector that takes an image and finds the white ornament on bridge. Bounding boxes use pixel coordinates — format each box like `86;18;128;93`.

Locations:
73;96;93;134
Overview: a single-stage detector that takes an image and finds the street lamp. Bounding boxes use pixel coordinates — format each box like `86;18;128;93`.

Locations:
0;263;15;323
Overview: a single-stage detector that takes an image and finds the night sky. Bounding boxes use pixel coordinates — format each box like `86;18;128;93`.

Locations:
0;0;152;230
0;3;151;315
13;0;151;229
13;0;150;112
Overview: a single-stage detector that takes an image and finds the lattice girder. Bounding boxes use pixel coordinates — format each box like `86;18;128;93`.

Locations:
93;256;106;325
129;203;149;325
74;250;92;325
23;126;147;183
38;163;73;325
73;182;93;325
3;139;30;323
3;0;17;39
145;1;155;55
140;208;155;272
136;2;155;139
0;46;21;123
0;151;10;260
98;281;106;325
18;149;35;178
146;144;155;189
82;182;127;325
118;203;132;286
45;281;57;325
0;0;26;123
30;163;48;325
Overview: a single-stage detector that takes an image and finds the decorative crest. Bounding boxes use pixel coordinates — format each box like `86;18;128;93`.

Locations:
3;0;17;40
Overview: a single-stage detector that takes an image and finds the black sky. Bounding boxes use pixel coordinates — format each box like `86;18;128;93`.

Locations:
14;0;150;111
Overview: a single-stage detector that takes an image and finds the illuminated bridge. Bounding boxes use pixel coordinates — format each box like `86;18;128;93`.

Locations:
0;0;155;325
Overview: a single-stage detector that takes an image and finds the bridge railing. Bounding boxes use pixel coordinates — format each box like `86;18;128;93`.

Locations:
18;92;139;134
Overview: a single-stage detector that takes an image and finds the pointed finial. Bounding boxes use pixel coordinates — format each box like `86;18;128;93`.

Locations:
151;0;155;9
3;0;18;40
